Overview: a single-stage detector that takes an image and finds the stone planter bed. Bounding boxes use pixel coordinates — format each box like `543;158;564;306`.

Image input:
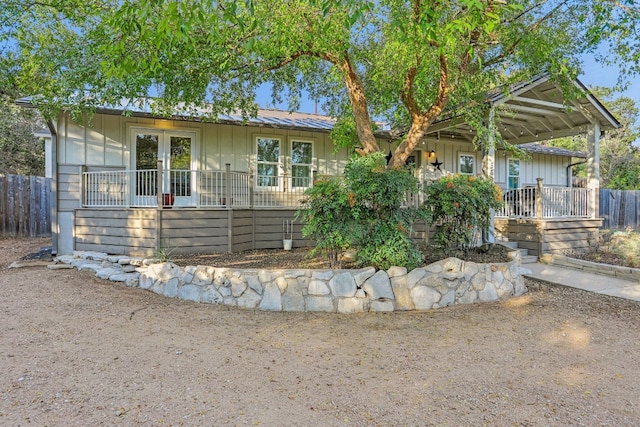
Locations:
54;249;529;313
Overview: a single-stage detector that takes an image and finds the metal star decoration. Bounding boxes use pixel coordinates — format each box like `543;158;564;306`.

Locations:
431;157;443;171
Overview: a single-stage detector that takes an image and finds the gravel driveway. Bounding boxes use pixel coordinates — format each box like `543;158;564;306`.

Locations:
1;237;639;426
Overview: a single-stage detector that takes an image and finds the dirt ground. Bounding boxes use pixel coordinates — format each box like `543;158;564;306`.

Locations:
1;237;640;426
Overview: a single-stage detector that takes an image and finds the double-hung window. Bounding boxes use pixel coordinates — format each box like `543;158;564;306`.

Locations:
291;140;313;188
508;158;520;189
256;137;281;188
459;153;475;175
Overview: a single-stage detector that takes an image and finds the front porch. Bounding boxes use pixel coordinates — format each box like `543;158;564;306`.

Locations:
79;167;597;257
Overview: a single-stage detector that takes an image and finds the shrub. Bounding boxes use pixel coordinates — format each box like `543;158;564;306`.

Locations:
425;174;503;257
298;152;426;270
297;176;353;268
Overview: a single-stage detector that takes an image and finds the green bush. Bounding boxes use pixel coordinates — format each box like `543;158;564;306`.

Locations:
296;176;353;268
425;174;503;257
298;152;426;270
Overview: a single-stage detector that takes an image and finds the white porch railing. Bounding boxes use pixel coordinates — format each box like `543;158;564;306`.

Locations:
82;167;310;209
495;187;592;219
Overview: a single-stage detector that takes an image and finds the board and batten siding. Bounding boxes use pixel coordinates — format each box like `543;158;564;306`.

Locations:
494;151;571;188
56;112;348;175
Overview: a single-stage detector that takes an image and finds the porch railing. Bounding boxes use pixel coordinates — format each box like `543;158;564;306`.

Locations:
495;186;592;219
83;168;592;218
82;167;309;209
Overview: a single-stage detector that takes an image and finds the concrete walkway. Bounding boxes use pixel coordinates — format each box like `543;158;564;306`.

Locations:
524;263;640;302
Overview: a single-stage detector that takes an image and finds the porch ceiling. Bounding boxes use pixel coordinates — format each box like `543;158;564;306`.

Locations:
420;75;621;145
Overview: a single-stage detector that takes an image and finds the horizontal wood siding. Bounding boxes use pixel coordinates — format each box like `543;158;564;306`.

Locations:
75;209;157;256
160;209;228;254
542;219;601;255
58;165;82;211
495;218;601;256
231;210;254;252
253;209;300;249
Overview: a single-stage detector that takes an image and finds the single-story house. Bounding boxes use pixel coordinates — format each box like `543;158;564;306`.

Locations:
18;74;619;257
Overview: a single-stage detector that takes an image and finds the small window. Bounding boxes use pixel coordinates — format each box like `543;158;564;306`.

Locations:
257;137;281;187
458;153;475;175
291;140;313;188
508;158;520;189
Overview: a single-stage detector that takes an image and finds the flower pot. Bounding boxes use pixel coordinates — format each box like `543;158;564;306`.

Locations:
162;193;174;208
283;239;293;251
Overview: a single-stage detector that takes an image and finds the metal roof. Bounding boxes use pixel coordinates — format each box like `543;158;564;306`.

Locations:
518;143;586;158
17;74;619;145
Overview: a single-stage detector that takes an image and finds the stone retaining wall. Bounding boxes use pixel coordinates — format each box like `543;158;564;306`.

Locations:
54;252;529;313
540;254;640;282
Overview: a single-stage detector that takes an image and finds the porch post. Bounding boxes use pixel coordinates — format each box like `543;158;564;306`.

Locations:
536;178;544;219
482;107;496;244
586;122;601;219
156;160;163;252
225;163;231;209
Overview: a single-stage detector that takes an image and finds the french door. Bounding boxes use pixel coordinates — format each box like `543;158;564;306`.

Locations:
131;128;196;207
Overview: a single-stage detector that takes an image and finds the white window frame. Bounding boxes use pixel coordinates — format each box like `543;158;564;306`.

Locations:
458;152;475;175
507;158;521;189
289;138;314;189
128;126;198;207
255;136;282;190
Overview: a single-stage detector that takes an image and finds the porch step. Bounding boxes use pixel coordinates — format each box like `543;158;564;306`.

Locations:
500;241;518;250
497;239;538;264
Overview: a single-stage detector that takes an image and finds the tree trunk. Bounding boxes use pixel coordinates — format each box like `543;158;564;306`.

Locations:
339;57;379;155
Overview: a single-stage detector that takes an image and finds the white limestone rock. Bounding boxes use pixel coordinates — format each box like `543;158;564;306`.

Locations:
308;280;330;296
338;298;365;313
230;277;247;297
411;286;441;310
362;270;394;301
201;285;224;304
163;278;179;298
311;270;334;281
352;267;376;287
245;274;263;294
237;288;262;309
387;266;407;278
329;272;357;297
305;296;334;312
369;300;395;312
406;269;427;289
178;284;201;302
259;282;282;311
282;283;305;312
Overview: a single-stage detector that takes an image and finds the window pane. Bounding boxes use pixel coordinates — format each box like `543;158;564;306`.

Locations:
508;176;520;189
170;136;191;170
257;164;278;186
460;155;474;174
257;138;280;162
508;159;520;176
136;134;159;170
292;141;312;164
292;165;311;187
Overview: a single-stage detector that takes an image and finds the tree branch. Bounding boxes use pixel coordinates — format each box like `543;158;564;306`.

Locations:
483;0;568;69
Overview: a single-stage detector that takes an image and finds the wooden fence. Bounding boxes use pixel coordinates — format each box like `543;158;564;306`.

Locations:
0;174;51;237
599;189;640;229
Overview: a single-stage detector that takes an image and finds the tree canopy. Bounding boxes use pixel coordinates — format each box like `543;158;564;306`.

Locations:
2;0;639;166
551;87;640;190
